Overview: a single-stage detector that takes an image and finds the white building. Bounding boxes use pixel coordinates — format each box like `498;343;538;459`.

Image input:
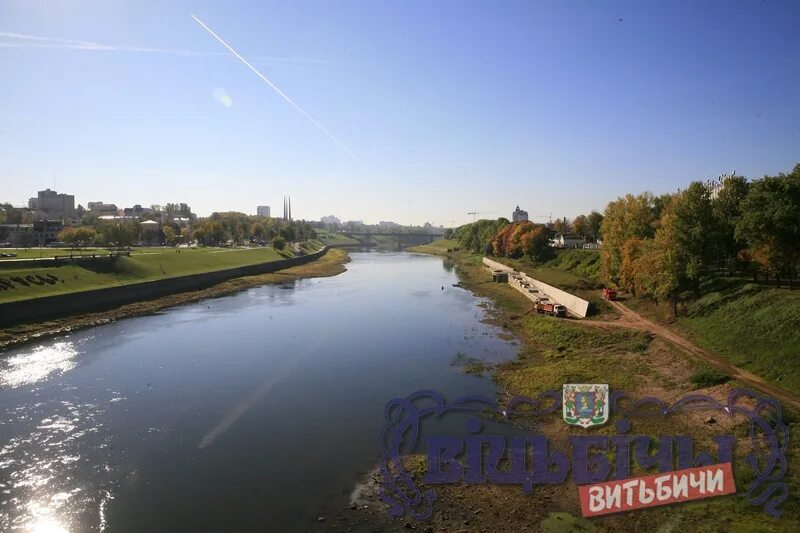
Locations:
551;233;585;249
257;205;271;217
512;205;529;222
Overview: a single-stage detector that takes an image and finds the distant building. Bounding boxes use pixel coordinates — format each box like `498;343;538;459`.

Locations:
704;172;736;200
257;205;271;217
28;189;75;220
139;220;162;245
551;233;585;249
0;221;63;246
512;205;529;223
87;202;119;216
379;221;399;230
123;204;153;218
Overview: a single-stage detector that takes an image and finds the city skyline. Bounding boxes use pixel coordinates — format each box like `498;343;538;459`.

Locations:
2;1;799;225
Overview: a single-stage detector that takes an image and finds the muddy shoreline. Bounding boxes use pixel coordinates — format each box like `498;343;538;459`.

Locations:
353;250;797;532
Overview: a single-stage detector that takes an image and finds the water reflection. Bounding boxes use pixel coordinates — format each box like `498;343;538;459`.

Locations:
0;342;78;389
0;252;517;530
0;393;117;531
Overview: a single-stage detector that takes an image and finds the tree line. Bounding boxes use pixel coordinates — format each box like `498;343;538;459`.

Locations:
601;164;800;312
55;212;317;250
453;163;800;311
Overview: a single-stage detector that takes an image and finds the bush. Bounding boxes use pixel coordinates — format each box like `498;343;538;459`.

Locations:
271;236;286;250
690;367;730;388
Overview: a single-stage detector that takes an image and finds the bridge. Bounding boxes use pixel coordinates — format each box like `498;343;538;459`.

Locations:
340;231;443;248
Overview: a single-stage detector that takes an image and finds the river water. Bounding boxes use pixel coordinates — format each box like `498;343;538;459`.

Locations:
0;251;518;531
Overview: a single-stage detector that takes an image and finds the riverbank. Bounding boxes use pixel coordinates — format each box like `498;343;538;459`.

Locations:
369;248;799;532
406;239;458;256
0;242;324;303
0;248;349;350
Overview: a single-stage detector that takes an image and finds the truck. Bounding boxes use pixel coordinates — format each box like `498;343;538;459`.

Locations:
602;287;617;301
536;303;567;317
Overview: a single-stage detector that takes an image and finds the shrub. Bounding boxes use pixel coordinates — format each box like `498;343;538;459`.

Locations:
690;367;730;388
271;236;286;250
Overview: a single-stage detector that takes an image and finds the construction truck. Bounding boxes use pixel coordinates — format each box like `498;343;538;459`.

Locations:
536;302;567;317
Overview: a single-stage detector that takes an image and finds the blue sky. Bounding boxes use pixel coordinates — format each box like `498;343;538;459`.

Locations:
1;1;799;225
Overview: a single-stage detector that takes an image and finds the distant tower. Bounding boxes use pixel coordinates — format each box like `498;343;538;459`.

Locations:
288;196;292;221
283;196;287;220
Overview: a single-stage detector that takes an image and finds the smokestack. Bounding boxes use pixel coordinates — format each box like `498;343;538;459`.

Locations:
288;196;292;221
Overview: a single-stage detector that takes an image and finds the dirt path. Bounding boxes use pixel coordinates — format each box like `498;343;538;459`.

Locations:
579;298;800;410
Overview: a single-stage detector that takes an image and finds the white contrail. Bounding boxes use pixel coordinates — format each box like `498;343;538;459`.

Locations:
0;30;334;66
190;14;363;164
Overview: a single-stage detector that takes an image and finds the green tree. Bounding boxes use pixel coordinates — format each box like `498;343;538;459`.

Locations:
162;225;177;245
736;166;800;288
586;211;604;241
271;235;286;250
712;176;749;273
671;182;714;296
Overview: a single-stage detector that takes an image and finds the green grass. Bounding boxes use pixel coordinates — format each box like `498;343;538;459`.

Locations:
314;229;361;245
0;243;324;303
676;281;800;392
0;247;112;260
407;239;459;255
502;249;602;291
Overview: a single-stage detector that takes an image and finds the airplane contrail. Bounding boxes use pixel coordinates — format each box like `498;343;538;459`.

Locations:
190;14;363;164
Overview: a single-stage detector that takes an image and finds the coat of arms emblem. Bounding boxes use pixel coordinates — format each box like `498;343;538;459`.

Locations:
563;384;609;428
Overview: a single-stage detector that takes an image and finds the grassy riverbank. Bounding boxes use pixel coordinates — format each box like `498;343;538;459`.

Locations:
0;248;350;350
0;241;323;303
315;230;361;245
383;248;799;532
406;239;458;255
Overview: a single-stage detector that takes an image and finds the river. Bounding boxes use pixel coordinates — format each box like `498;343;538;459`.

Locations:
0;251;518;531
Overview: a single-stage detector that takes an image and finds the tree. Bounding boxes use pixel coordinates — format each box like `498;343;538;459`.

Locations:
736;166;800;288
572;215;588;237
98;222;135;249
671;182;714;296
456;219;508;254
491;222;553;262
252;223;266;243
600;193;656;287
520;225;553;262
271;235;286;250
162;225;177;245
586;211;604;241
554;217;571;235
712;176;749;273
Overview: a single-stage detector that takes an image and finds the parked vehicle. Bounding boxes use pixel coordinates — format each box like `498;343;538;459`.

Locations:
602;287;617;301
535;303;567;317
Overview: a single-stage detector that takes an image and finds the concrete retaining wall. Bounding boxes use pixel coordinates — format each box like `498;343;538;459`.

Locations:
482;256;589;318
0;246;329;327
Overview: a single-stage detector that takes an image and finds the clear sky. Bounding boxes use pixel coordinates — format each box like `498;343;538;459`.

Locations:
1;1;799;225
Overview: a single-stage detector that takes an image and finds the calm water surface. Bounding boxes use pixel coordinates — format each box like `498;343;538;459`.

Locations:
0;251;518;531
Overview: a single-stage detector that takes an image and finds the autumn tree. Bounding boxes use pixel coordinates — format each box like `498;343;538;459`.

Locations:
600;193;656;287
572;215;588;237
